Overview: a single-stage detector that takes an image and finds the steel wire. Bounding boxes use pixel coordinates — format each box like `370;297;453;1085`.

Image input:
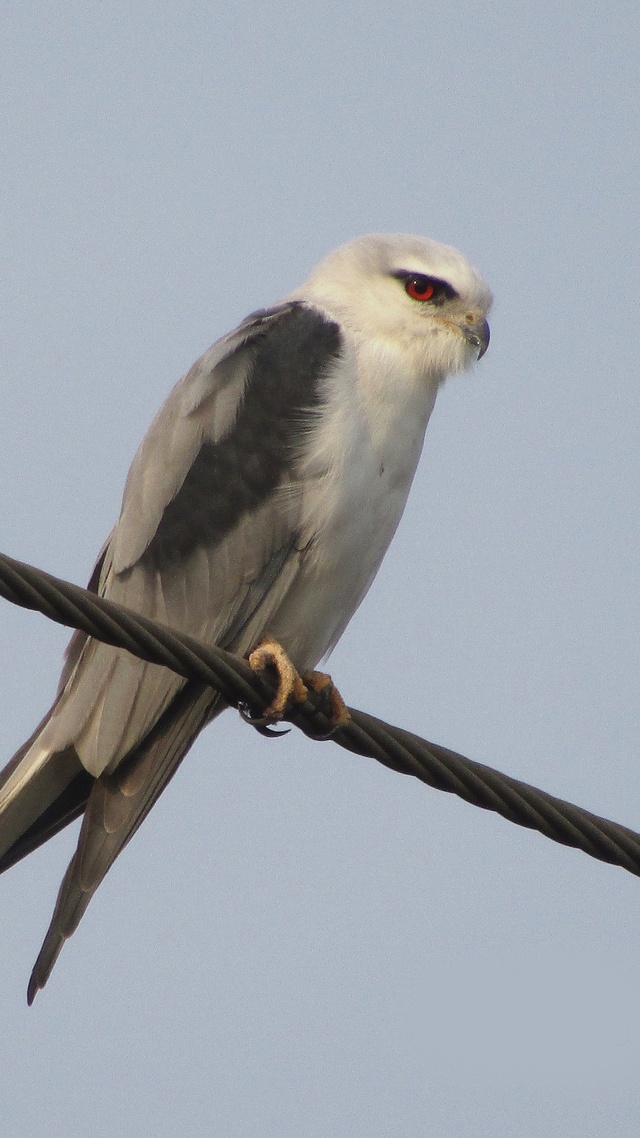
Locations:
1;549;639;878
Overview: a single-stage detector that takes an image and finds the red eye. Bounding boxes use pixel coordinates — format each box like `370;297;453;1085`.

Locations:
405;277;435;301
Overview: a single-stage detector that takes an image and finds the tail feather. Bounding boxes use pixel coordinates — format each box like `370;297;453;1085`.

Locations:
0;700;87;871
27;681;223;1003
0;769;92;874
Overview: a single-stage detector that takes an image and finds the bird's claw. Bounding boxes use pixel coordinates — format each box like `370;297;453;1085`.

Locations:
299;670;351;739
246;638;309;721
243;641;350;740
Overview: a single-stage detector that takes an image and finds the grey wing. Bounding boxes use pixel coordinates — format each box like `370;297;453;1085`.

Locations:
0;301;342;998
37;302;314;780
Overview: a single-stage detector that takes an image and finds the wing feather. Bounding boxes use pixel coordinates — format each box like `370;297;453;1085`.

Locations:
25;302;338;778
112;304;294;573
1;301;343;997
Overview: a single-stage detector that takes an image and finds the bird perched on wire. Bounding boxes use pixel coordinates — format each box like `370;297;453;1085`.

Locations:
0;233;491;1001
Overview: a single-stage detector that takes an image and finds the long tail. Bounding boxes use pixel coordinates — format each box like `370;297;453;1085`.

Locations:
1;680;223;1004
0;703;92;874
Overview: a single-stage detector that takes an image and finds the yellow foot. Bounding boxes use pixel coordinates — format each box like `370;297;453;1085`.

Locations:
302;670;351;732
248;638;308;720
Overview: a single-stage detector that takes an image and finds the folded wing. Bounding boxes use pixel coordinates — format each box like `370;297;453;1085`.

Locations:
0;302;342;997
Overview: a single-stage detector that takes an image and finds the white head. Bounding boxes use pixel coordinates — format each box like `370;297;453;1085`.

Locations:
291;233;492;383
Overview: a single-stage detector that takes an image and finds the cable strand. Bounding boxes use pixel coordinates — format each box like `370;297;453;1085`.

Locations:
1;549;639;878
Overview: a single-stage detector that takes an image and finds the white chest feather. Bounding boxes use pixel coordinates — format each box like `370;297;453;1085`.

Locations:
270;336;439;666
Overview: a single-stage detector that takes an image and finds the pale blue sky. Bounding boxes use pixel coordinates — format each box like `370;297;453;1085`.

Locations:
1;3;639;1135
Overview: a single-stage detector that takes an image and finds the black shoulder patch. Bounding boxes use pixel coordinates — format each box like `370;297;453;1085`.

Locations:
142;305;342;570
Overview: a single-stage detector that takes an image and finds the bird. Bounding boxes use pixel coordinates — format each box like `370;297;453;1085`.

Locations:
0;233;491;1002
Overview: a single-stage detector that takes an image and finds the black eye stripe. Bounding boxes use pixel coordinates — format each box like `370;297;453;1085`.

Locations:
392;271;458;304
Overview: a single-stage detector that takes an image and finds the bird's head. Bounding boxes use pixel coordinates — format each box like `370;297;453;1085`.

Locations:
293;233;492;385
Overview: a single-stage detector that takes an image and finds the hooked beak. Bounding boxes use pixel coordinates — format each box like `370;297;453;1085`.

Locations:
461;316;490;359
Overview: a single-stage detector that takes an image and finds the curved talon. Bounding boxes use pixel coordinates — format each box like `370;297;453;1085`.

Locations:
238;702;291;736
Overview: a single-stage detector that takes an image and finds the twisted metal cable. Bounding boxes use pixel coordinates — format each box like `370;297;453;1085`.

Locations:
1;549;639;878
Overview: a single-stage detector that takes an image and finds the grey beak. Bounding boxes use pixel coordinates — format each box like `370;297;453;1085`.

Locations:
462;317;490;359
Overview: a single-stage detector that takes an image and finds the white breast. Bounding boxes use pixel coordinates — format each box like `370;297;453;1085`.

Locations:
269;333;440;668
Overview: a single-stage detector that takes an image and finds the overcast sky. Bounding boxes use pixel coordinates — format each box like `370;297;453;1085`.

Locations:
1;3;639;1136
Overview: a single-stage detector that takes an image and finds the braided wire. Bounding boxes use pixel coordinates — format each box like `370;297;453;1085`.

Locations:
1;549;639;877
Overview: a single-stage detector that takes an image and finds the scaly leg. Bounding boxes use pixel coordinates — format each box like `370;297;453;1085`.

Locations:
248;638;308;720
